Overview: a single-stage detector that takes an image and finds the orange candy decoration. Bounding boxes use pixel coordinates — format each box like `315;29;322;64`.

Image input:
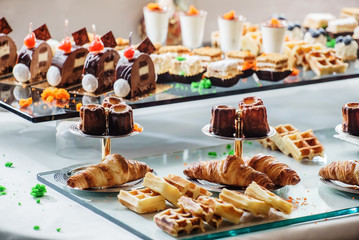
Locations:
19;97;33;108
223;10;235;20
270;18;282;27
187;5;199;15
88;36;104;52
41;87;70;102
124;46;135;59
59;37;72;53
24;32;36;49
133;124;143;133
147;3;162;11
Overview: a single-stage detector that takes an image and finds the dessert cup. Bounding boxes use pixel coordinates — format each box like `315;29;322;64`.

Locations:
143;6;170;45
179;11;207;49
217;16;245;53
261;21;287;53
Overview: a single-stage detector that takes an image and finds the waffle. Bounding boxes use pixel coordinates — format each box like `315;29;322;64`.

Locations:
305;49;348;76
245;182;293;215
270;124;300;156
143;172;183;207
258;138;278;151
284;41;323;70
219;188;270;216
164;174;211;200
154;208;205;237
282;129;324;161
197;196;244;224
117;188;166;213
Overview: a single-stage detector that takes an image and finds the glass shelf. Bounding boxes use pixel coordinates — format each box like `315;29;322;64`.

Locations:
38;127;359;239
1;60;359;123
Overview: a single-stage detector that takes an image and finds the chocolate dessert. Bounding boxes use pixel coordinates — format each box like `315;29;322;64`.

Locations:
342;102;359;136
209;105;236;137
102;96;124;108
47;46;88;87
82;48;120;94
80;104;106;135
108;103;134;135
238;97;270;138
0;18;17;76
115;52;156;98
14;40;53;83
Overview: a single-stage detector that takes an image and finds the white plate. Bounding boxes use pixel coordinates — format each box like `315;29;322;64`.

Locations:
334;124;359;146
320;178;359;194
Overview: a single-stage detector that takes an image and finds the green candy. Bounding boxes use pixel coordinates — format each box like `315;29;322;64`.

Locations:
31;184;47;198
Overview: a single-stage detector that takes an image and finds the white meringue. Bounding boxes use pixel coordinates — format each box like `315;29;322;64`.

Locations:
13;63;31;83
46;66;62;87
82;74;98;93
114;78;130;98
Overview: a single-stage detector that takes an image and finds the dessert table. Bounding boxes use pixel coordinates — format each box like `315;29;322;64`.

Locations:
1;78;359;240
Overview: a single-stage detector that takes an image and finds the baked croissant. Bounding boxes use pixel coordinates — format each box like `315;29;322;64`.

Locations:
67;153;152;189
319;160;359;186
245;153;301;186
183;155;275;189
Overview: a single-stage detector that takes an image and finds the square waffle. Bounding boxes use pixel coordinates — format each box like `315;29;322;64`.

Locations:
164;174;211;200
258;138;278;151
305;49;348;76
117;188;166;214
270;124;300;156
143;172;183;207
284;42;323;70
154;208;205;237
282;129;324;161
197;196;244;224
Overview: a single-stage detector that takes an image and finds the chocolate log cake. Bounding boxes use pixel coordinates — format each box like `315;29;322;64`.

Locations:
13;40;53;83
47;46;88;87
82;48;120;94
115;52;156;98
0;33;17;76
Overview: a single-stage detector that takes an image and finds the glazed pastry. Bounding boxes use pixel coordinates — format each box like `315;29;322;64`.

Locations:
245;181;293;215
319;160;359;185
108;103;134;135
209;105;236;137
246;153;300;186
67;153;152;189
238;96;270;138
80;104;106;135
102;96;124;108
334;35;358;61
342;102;359;136
183;155;275;189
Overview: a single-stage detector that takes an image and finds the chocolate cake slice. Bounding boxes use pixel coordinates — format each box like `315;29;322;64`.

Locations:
13;40;53;83
115;53;156;98
47;46;88;87
82;48;120;94
0;33;17;76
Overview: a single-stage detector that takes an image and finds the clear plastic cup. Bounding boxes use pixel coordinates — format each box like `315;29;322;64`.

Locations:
143;6;170;45
261;20;287;53
179;11;207;49
217;15;245;53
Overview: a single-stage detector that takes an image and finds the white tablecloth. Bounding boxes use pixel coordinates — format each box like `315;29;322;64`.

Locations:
1;78;359;240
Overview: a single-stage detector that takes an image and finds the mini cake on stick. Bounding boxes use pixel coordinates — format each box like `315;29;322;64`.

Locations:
47;21;89;87
0;17;17;76
13;23;53;83
82;25;120;94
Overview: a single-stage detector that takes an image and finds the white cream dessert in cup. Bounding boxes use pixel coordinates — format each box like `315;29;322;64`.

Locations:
143;3;170;45
217;10;245;53
261;18;287;53
179;5;207;49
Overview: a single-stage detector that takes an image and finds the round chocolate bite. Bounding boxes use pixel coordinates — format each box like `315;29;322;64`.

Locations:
238;96;270;138
80;104;106;135
342;102;359;136
102;96;124;108
209;105;236;137
108;103;134;135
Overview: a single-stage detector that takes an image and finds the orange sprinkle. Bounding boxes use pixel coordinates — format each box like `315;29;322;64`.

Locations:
133;124;143;132
46;95;54;103
147;3;162;11
290;68;300;76
19;97;33;108
285;35;290;41
270;18;282;27
54;88;70;101
187;5;199;15
304;198;307;200
76;103;83;112
184;163;187;166
223;10;235;20
242;61;256;71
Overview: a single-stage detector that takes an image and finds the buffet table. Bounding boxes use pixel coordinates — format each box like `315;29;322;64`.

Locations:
1;77;359;239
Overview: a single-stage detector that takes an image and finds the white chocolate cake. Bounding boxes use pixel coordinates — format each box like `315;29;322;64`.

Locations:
303;13;336;29
326;17;358;35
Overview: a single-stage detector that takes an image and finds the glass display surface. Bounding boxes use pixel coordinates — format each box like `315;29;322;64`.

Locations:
1;61;359;123
38;127;359;240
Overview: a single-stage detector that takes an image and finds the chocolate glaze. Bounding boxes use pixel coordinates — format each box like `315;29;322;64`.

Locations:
51;46;89;87
108;103;134;135
239;97;269;138
342;102;359;136
17;40;53;83
210;105;236;137
83;48;120;94
0;33;17;75
80;104;106;135
116;53;156;98
102;96;124;108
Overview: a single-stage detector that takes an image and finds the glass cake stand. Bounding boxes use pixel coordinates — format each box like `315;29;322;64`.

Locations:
334;124;359;146
69;122;143;158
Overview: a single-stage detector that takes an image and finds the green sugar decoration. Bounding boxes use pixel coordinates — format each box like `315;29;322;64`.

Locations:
56;228;61;232
31;184;47;198
226;144;231;150
5;162;13;167
33;226;40;231
176;56;186;61
208;152;218;158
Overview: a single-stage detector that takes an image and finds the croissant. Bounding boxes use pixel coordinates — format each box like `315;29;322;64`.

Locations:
319;160;359;185
245;153;301;186
183;155;275;189
67;153;152;189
